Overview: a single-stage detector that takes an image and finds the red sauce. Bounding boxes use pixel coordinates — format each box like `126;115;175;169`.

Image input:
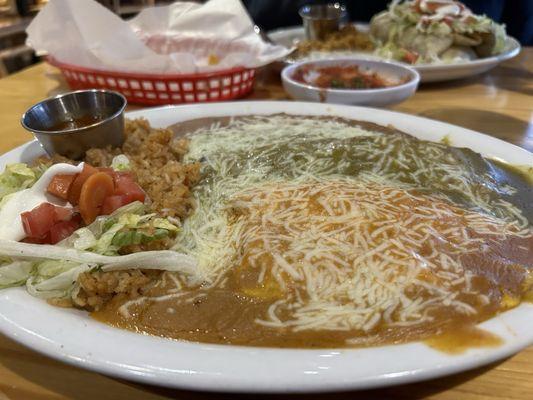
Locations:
292;65;404;90
48;114;104;132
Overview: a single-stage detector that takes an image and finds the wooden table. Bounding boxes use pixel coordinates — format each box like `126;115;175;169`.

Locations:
0;50;532;399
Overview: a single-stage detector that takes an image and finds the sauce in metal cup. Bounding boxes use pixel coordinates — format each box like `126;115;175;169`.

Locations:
21;90;126;160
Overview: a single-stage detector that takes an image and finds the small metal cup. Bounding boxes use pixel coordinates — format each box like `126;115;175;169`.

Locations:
299;3;348;41
21;89;127;160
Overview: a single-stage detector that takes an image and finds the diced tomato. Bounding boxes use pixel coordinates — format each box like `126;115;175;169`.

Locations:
113;173;145;202
97;167;116;178
22;235;51;245
442;16;454;26
402;51;419;64
22;163;148;243
101;194;133;215
21;203;76;240
21;203;57;238
68;164;99;205
97;167;114;173
49;219;80;244
53;206;74;222
47;174;76;200
100;173;146;215
424;2;441;13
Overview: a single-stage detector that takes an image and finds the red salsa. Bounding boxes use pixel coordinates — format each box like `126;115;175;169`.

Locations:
293;65;402;90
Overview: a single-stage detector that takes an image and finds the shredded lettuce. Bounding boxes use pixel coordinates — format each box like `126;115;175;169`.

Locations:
491;22;507;55
0;163;38;202
35;259;79;279
152;218;179;231
0;237;199;299
0;239;197;274
111;228;169;247
86;208;178;256
27;263;93;299
0;199;190;299
26;259;87;299
61;201;147;251
0;260;33;289
69;228;97;251
93;218;130;255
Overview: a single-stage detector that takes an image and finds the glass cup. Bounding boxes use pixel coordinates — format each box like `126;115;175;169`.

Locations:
299;3;348;41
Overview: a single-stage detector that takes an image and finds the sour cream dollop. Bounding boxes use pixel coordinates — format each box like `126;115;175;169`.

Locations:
0;163;83;241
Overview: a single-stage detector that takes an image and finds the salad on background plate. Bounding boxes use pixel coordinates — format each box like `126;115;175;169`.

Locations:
370;0;508;64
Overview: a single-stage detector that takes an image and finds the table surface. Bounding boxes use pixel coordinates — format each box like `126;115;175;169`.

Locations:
0;50;532;400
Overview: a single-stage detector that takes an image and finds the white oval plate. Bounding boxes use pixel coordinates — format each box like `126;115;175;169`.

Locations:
0;101;532;393
268;25;521;83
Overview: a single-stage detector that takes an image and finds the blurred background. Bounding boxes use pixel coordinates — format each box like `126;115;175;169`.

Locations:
0;0;531;77
0;0;173;76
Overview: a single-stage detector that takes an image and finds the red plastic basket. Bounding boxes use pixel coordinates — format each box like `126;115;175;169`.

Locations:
48;57;256;106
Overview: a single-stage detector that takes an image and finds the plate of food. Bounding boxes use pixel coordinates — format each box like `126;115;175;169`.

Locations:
0;100;532;393
268;0;521;82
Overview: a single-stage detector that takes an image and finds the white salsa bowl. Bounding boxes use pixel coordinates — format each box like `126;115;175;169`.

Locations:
281;58;420;107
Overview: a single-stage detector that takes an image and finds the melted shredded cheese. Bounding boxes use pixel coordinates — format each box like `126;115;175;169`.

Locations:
228;179;529;332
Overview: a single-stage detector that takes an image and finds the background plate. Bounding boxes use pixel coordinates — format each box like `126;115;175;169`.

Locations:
268;25;521;83
0;101;532;393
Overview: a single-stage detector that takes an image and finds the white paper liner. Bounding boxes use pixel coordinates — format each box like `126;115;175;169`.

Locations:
26;0;291;74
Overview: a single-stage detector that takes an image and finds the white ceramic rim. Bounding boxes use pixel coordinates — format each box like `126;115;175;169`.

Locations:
0;101;532;394
281;57;420;95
